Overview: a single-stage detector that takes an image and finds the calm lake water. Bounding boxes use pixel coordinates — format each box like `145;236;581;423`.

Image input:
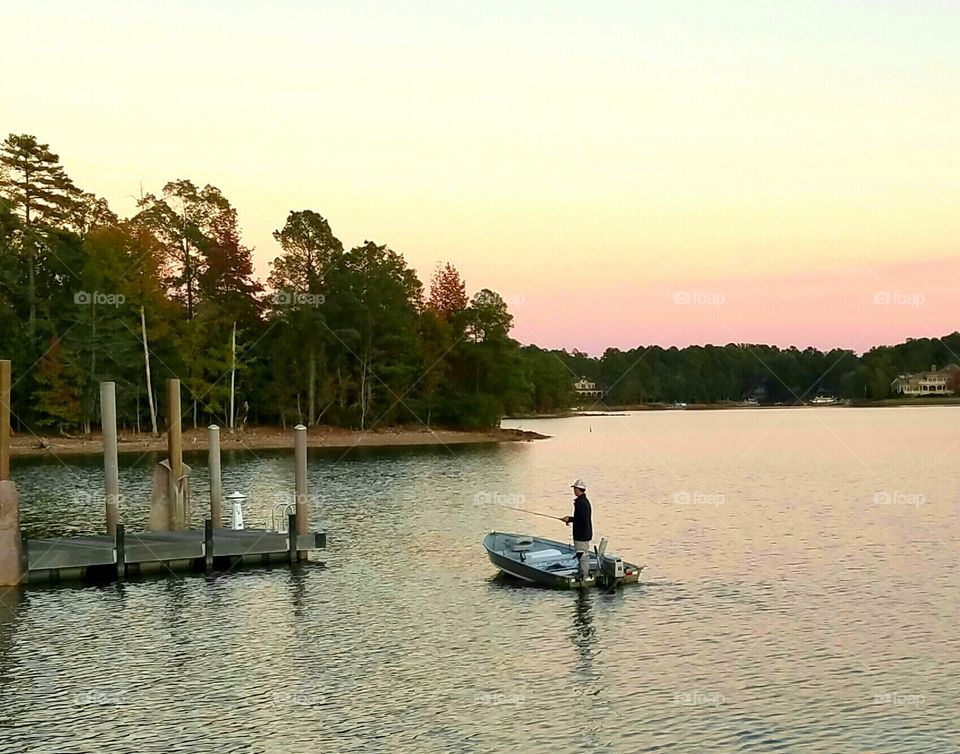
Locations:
1;408;958;753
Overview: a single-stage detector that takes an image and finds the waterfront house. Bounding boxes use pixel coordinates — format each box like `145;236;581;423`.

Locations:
574;377;604;400
890;364;960;396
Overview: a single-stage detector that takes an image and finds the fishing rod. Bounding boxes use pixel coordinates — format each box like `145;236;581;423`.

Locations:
497;504;565;522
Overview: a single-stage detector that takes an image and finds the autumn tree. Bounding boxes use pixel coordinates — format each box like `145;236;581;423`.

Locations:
427;262;468;323
135;179;236;318
33;336;83;431
198;201;262;325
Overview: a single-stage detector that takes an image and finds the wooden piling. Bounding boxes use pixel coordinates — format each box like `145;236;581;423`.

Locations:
294;424;308;561
167;379;184;529
0;481;23;587
0;360;10;481
100;382;120;536
208;425;222;528
0;360;23;586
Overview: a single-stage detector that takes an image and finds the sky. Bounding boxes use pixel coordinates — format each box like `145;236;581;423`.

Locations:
3;0;958;355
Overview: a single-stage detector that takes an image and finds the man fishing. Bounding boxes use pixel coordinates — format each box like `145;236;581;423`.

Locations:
562;480;592;581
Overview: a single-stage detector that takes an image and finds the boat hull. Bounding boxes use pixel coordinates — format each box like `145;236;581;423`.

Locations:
483;531;642;589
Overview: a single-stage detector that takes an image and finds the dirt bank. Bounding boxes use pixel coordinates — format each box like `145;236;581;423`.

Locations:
8;425;549;459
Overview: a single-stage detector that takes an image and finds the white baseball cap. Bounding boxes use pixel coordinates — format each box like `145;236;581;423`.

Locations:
571;479;587;491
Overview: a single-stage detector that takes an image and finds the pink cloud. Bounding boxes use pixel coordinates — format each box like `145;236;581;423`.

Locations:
511;256;959;355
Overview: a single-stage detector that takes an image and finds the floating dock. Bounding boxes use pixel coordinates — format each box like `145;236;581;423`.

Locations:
23;517;326;584
0;363;328;588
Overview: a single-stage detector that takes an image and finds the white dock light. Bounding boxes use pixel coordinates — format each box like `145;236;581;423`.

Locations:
227;491;247;530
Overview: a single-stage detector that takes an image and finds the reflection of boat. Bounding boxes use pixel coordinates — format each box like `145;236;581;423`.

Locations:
672;402;687;409
483;532;642;589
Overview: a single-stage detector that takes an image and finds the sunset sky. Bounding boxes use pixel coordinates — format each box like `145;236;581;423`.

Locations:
4;0;958;354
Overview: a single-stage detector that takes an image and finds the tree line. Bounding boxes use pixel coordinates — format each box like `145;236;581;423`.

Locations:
557;334;960;407
0;133;574;434
1;133;956;435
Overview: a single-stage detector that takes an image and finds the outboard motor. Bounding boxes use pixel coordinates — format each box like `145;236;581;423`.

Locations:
600;555;625;581
596;537;625;585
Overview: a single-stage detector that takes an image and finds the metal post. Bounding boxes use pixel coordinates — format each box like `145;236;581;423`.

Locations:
204;518;214;571
100;382;120;535
288;513;298;564
0;360;10;481
115;523;126;581
294;424;308;560
167;379;183;529
208;425;222;528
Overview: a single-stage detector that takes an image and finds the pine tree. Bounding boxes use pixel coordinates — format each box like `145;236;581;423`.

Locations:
268;210;344;425
0;134;83;335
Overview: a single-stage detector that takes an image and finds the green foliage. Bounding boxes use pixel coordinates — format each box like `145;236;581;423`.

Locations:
0;133;81;228
523;346;575;413
555;339;960;406
1;133;957;436
33;337;83;431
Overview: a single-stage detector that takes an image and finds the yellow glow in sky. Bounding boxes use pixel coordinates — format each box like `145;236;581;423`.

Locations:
3;0;959;350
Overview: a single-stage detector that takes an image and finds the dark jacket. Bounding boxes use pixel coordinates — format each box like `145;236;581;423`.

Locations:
571;494;593;541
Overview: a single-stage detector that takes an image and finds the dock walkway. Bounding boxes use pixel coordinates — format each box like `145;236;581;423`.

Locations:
23;517;326;583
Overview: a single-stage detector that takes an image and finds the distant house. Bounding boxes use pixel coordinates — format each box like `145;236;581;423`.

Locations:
574;377;604;400
890;364;960;396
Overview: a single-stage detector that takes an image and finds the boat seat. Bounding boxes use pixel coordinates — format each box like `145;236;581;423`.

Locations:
525;548;564;561
505;537;534;552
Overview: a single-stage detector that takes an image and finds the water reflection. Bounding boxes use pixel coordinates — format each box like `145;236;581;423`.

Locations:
289;565;307;622
571;589;596;678
1;411;958;753
0;589;23;690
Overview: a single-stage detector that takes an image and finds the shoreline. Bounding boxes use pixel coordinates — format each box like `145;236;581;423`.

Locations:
504;398;960;419
8;425;549;459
